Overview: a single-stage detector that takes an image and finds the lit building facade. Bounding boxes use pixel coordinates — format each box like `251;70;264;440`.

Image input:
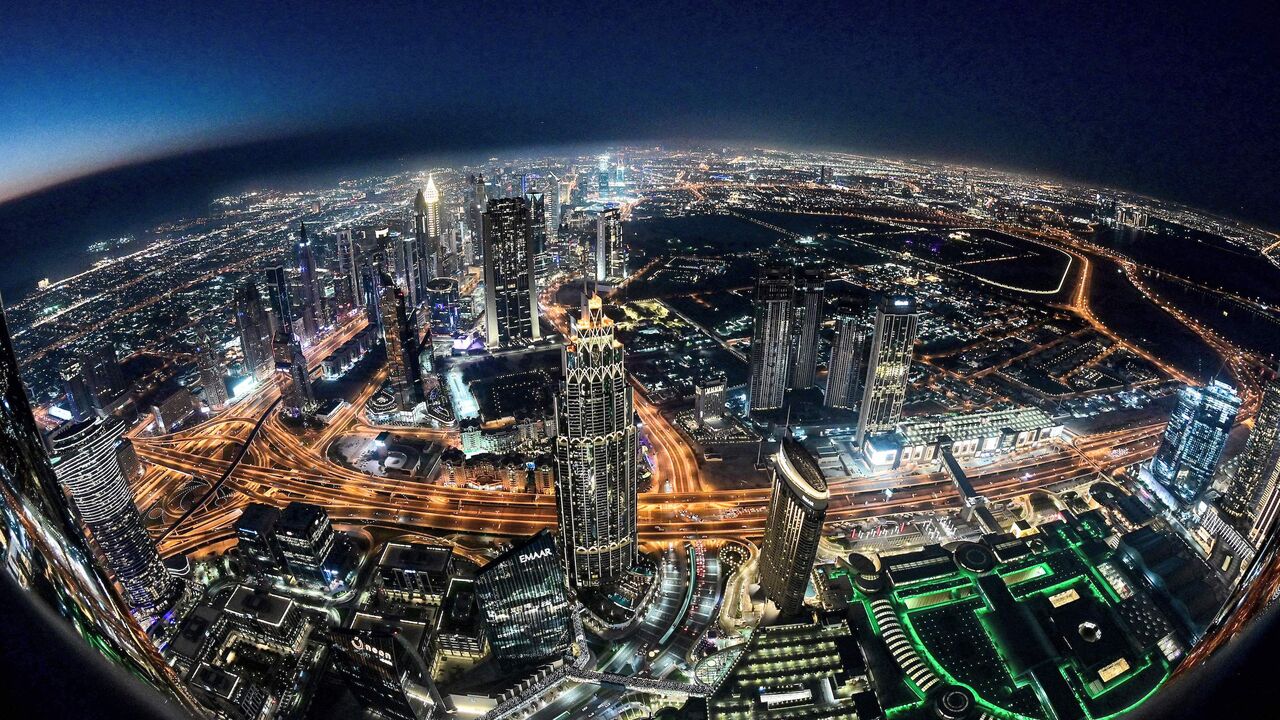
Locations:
759;439;829;615
825;316;865;409
482;196;541;347
595;205;625;284
748;268;794;414
378;273;424;410
695;373;727;428
235;281;274;383
1151;380;1241;503
554;296;638;587
296;223;322;338
855;295;919;445
474;529;574;669
1220;376;1280;543
195;326;228;411
789;267;824;389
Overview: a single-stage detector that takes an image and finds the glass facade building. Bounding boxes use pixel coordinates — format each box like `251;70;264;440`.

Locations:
1152;380;1241;503
474;529;574;669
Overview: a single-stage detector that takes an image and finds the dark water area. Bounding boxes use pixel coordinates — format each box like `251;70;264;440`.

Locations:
1088;257;1218;382
1145;276;1280;361
1091;226;1280;305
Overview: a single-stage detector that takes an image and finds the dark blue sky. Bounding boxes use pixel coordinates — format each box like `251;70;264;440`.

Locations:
1;1;1278;225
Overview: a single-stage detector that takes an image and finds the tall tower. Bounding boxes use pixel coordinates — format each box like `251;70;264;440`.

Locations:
595;205;624;284
275;332;314;417
855;296;919;445
414;176;442;292
235;281;275;383
60;356;98;421
525;191;549;292
759;438;829;616
474;529;573;669
378;273;423;410
1221;376;1280;543
789;268;824;389
1152;380;1241;503
748;268;794;415
296;223;322;338
195;326;228;411
49;417;183;615
825;316;866;409
265;265;295;338
554;295;638;587
482;196;541;348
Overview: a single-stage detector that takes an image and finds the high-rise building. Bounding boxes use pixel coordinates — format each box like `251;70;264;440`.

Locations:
233;503;284;575
81;342;126;404
195;326;228;411
474;529;574;669
275;332;314;417
482;196;541;348
378;273;424;410
275;501;338;585
0;299;201;713
748;268;794;414
60;355;98;420
296;223;322;339
426;277;461;336
695;373;727;428
825;316;866;409
595;205;625;284
789;268;824;389
235;281;274;383
265;265;296;338
554;295;638;587
1221;377;1280;544
759;438;828;616
1151;380;1241;504
414;177;442;293
526;191;550;291
466;174;488;268
49;416;183;614
332;627;438;720
855;296;919;445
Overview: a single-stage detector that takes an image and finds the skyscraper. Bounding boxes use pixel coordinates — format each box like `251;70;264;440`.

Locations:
789;268;824;389
1151;380;1241;504
595;205;624;284
195;326;228;411
855;295;919;445
414;176;441;292
378;272;423;410
425;277;461;336
695;373;727;428
235;281;274;383
296;223;322;339
1;294;200;714
275;332;314;417
554;295;638;587
825;316;866;409
748;268;794;414
60;355;98;421
1221;377;1280;544
759;438;829;616
332;627;438;720
49;416;183;615
526;190;550;291
482;196;541;348
474;529;574;669
265;265;296;338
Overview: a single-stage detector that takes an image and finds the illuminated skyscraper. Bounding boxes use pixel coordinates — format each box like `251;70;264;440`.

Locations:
60;355;98;421
482;196;541;347
759;438;828;616
426;277;461;335
296;223;322;338
1222;377;1280;544
49;416;183;615
275;332;314;417
414;176;442;291
378;273;424;409
235;281;274;383
825;316;866;409
855;295;919;445
789;268;824;389
195;326;228;411
265;265;296;337
526;190;550;291
1151;380;1241;503
474;529;573;669
595;205;624;284
554;296;638;587
332;627;439;720
748;268;794;414
695;373;727;428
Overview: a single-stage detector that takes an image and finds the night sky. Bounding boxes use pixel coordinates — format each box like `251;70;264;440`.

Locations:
1;1;1278;233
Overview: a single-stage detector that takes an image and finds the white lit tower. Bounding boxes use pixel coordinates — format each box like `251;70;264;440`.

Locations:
49;416;183;615
748;268;794;415
415;175;443;290
554;295;638;588
855;295;919;445
595;205;625;285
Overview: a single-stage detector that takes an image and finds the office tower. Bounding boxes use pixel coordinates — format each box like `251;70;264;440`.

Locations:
335;227;360;311
379;272;424;409
595;205;624;284
482;196;541;347
466;174;488;266
695;373;727;428
195;326;228;411
60;355;98;420
426;277;461;335
748;268;794;414
1151;380;1242;503
296;223;322;338
554;295;638;587
81;342;126;403
825;317;866;409
233;503;283;575
759;438;829;616
414;178;442;293
544;172;561;267
49;416;182;614
526;190;550;291
855;295;919;445
789;268;824;389
275;332;314;417
391;228;419;308
820;165;833;184
265;265;296;337
235;281;274;383
275;501;337;584
1221;377;1280;543
474;529;573;669
1;298;201;713
333;627;439;720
